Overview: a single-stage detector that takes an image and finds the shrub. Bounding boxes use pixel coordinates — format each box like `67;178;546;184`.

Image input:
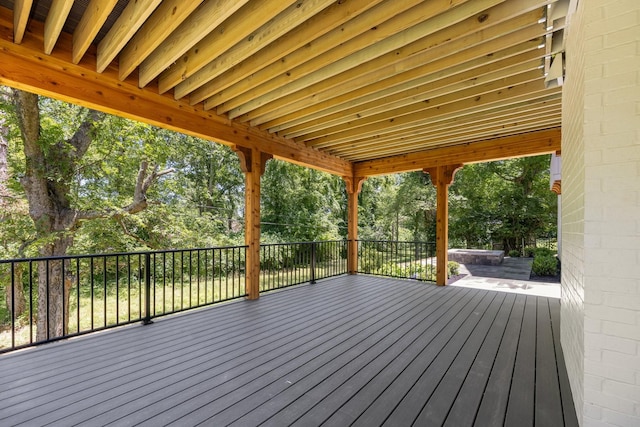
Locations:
508;249;521;257
448;261;460;277
524;246;536;257
532;255;559;276
533;247;555;258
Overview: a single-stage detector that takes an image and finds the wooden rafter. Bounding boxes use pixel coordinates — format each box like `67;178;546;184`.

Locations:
72;0;118;64
0;9;351;177
0;1;563;178
353;128;561;177
44;0;74;54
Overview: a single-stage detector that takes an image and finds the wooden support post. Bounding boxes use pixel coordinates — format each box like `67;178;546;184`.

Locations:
344;176;366;274
424;164;462;286
234;146;271;300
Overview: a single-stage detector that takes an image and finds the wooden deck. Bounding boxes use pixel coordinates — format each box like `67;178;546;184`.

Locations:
0;275;577;426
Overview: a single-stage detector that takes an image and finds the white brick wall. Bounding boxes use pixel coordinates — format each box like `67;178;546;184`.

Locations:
562;0;587;422
562;0;640;425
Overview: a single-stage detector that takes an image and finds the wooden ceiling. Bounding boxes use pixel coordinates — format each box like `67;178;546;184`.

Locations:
0;0;564;177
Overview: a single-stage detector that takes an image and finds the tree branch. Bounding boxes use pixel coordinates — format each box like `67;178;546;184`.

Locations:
67;109;104;161
74;161;174;223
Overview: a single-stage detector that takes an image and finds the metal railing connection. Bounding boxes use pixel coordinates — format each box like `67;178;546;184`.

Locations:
356;240;437;282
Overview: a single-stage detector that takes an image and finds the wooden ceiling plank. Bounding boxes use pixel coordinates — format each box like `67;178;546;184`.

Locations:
228;0;513;120
300;69;545;143
202;0;473;111
345;121;562;160
118;0;205;81
194;0;403;110
44;0;74;54
239;7;549;126
304;80;559;147
334;116;563;158
72;0;118;64
174;0;337;102
320;100;561;152
282;55;544;139
96;0;162;73
12;0;32;44
353;128;561;177
0;9;351;177
263;40;541;134
159;0;333;95
139;0;259;89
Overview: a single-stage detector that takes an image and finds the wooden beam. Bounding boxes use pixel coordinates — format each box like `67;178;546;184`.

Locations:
12;0;32;44
263;40;543;134
354;128;561;177
176;0;337;102
118;0;204;81
157;0;296;94
234;146;271;300
72;0;118;64
138;0;251;88
344;176;366;274
324;98;562;154
192;0;393;109
280;53;545;139
424;165;462;285
203;0;467;111
234;3;549;125
303;74;551;147
96;0;162;73
44;0;74;54
230;0;518;121
0;8;352;178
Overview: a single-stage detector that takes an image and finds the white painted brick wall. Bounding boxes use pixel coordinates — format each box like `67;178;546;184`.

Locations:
561;0;640;426
562;0;587;422
562;0;640;425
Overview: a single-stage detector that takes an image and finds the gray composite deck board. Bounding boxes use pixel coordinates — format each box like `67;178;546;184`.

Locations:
0;275;578;427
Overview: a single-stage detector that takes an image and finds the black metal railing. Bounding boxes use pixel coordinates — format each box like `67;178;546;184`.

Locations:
3;239;440;353
0;246;246;353
260;240;348;292
357;240;437;282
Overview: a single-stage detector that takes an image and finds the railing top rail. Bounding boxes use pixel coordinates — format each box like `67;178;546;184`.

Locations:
260;240;347;247
0;244;249;264
356;239;437;245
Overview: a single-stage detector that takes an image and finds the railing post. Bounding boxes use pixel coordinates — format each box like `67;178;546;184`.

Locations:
310;242;317;284
143;253;153;325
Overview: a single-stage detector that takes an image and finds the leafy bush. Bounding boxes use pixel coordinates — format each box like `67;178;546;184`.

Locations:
508;249;521;257
524;246;536;257
448;261;460;277
532;255;558;276
533;247;555;258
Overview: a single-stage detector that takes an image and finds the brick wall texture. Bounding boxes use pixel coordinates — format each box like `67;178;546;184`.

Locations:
562;0;640;425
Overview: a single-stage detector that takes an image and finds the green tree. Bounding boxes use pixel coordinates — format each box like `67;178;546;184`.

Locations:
7;90;172;340
261;160;343;242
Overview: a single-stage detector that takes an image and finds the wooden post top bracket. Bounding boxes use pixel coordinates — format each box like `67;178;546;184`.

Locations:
423;164;463;186
232;145;273;175
343;176;367;194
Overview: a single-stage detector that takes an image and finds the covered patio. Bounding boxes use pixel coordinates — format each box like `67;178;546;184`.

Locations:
0;275;577;426
1;0;639;425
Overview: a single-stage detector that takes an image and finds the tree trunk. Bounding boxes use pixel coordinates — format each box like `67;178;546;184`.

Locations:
36;237;73;341
4;263;26;319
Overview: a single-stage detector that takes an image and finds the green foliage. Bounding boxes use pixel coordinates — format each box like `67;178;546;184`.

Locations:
508;250;521;257
449;156;557;252
261;160;344;242
532;247;555;258
448;261;460;277
532;255;559;276
524;246;536;257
